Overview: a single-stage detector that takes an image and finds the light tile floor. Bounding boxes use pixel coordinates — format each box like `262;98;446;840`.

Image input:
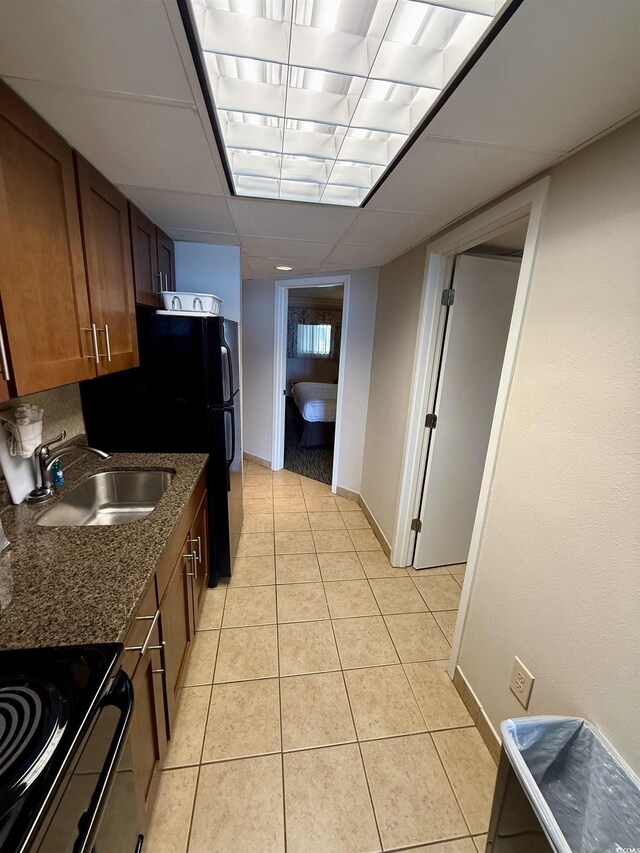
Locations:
145;464;495;853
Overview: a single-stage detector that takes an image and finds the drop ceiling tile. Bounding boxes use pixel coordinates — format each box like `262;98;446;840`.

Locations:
5;79;224;195
118;186;236;234
327;244;399;268
229;197;359;242
340;211;442;250
165;229;241;246
368;136;556;216
426;0;640;152
246;256;320;278
241;237;333;263
316;262;352;273
0;0;193;102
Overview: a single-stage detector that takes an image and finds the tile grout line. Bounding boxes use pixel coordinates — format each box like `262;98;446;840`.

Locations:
430;731;479;839
205;482;475;850
324;588;386;853
182;578;226;853
172;721;479;773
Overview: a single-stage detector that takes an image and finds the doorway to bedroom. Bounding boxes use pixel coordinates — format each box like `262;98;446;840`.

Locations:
272;275;349;492
283;284;344;485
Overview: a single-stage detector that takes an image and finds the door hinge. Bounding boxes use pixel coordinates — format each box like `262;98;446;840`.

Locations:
411;518;422;533
441;288;455;306
425;413;437;429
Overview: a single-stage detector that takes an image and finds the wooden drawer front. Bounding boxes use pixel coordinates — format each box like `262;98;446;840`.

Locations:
155;472;206;603
122;579;159;678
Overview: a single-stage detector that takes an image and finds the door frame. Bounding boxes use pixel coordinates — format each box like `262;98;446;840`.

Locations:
272;274;350;493
413;253;522;570
390;177;551;677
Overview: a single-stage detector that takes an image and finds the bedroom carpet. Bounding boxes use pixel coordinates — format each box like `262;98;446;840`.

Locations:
284;397;333;485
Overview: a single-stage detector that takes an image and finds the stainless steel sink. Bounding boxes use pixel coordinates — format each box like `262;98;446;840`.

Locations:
37;470;174;527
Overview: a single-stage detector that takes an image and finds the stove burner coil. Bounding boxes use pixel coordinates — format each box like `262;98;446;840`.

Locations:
0;686;45;780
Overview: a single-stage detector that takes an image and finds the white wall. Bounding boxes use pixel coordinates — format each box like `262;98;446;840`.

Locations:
241;268;379;493
175;242;241;322
242;278;274;463
361;244;427;541
286;357;339;391
454;120;640;770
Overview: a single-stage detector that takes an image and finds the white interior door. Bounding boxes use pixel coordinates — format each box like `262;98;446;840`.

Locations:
414;255;520;569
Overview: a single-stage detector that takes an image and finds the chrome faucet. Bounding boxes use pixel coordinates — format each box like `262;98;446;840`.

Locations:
27;431;111;503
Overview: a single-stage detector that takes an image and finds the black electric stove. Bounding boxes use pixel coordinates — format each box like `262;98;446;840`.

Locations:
0;644;140;853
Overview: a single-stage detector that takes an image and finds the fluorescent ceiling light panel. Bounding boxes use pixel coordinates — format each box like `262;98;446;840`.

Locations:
189;0;499;205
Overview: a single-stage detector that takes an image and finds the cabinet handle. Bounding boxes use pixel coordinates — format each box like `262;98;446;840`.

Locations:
164;272;169;291
125;609;162;656
152;669;165;674
83;323;101;363
184;550;198;578
0;323;10;382
100;325;112;362
156;272;164;293
193;536;202;564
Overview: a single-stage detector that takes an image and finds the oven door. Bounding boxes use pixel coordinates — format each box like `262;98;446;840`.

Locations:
36;670;142;853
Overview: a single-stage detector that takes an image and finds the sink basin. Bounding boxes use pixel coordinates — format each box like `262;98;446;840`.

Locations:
37;470;174;527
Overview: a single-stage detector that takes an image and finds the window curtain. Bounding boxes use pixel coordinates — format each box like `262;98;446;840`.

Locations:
287;306;342;360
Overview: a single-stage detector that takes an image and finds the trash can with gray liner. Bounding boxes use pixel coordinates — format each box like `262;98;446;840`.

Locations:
486;716;640;852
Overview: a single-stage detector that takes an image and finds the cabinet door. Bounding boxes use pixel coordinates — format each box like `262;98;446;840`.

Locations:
0;81;95;395
129;645;168;832
129;204;161;308
75;154;139;375
191;491;210;625
156;228;175;294
160;541;195;734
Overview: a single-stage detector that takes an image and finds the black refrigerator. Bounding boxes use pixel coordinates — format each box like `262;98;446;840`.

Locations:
80;308;243;583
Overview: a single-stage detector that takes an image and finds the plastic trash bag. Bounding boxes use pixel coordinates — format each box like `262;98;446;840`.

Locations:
496;716;640;853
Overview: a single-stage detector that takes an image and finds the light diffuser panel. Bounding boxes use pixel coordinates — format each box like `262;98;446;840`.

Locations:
189;0;500;205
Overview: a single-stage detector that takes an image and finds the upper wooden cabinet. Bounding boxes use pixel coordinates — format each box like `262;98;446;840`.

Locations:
0;81;95;396
157;227;176;295
75;154;138;374
130;205;175;308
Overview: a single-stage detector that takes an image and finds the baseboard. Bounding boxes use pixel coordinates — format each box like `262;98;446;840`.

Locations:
477;707;502;765
243;451;271;469
357;493;392;559
453;666;501;765
335;485;359;501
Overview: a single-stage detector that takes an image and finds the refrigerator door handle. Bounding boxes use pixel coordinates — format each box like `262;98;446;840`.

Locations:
221;340;234;405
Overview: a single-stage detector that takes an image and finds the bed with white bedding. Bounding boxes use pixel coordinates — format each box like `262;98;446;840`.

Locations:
291;382;337;447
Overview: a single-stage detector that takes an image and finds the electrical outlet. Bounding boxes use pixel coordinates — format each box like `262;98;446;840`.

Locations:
509;656;535;709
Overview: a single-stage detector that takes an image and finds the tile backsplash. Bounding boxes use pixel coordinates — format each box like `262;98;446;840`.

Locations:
0;384;86;444
0;384;86;507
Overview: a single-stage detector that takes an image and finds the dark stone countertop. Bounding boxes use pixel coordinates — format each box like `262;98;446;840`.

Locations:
0;451;208;650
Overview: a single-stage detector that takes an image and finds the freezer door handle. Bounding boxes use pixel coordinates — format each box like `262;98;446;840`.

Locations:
224;407;236;468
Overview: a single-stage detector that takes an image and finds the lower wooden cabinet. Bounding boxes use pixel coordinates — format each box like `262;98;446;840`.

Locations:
159;539;195;734
190;491;210;621
123;474;210;831
122;583;167;833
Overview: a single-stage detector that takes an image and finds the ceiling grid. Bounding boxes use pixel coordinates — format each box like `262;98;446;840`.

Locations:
187;0;499;205
2;0;639;276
